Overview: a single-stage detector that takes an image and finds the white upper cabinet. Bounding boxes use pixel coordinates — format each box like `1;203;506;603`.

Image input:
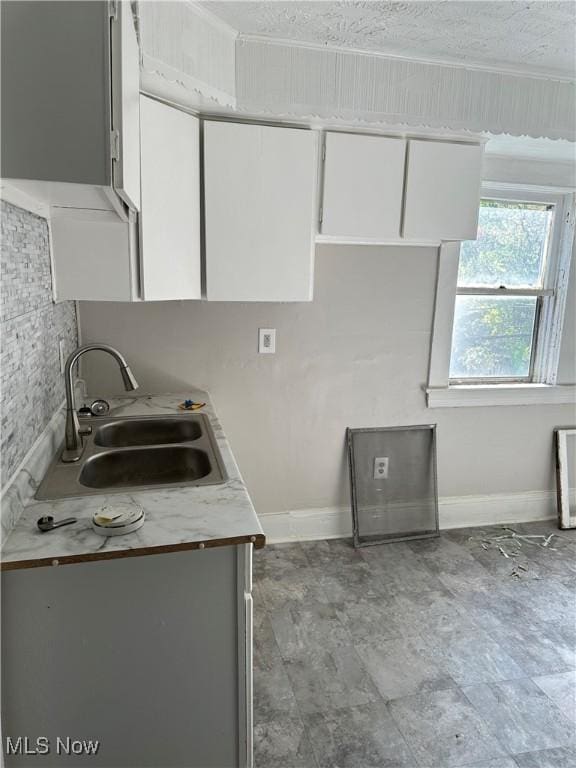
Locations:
50;209;140;302
321;133;406;239
139;96;201;301
204;121;318;302
402;140;484;242
0;0;139;212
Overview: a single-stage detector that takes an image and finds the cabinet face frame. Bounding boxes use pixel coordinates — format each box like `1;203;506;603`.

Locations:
320;131;407;240
110;0;141;211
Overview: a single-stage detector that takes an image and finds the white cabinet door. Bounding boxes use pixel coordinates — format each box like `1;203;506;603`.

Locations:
403;140;483;241
204;121;318;302
50;208;139;302
321;132;405;239
139;96;201;300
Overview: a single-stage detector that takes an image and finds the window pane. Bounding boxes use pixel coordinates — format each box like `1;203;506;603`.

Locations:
450;295;538;379
458;200;553;288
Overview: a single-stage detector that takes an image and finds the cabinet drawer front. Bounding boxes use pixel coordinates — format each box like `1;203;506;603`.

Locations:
403;140;483;242
322;132;406;239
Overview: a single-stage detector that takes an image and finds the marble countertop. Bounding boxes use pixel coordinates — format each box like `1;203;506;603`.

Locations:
1;391;265;571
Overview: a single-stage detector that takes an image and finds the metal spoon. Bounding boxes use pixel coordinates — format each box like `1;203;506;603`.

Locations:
37;515;77;533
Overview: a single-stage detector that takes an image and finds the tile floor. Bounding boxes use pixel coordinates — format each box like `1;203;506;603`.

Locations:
252;521;576;768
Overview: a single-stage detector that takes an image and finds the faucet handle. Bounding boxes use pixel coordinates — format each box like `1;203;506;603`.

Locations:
78;424;92;437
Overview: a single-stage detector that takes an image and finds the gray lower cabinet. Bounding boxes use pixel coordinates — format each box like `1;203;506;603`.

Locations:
1;545;253;768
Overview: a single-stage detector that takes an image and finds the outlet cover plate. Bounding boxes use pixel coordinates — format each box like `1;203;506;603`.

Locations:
373;457;389;480
259;328;276;354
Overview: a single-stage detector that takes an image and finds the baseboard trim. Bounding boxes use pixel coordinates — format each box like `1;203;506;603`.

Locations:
259;491;557;543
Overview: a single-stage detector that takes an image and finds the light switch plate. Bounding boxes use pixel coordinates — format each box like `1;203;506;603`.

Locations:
259;328;276;354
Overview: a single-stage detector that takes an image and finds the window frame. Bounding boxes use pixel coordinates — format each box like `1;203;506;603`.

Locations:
450;190;561;385
427;183;576;407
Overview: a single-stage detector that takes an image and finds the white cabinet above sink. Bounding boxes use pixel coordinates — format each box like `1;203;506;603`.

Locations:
204;120;319;302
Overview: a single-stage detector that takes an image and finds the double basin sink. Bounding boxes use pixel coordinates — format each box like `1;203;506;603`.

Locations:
36;414;227;500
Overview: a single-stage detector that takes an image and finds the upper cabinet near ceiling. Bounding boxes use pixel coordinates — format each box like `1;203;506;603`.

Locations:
320;133;484;243
402;140;484;242
50;96;202;302
321;133;406;239
139;96;201;301
204;121;318;302
1;0;139;212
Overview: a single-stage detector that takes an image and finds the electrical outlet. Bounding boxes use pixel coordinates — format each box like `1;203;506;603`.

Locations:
373;457;389;480
258;328;276;354
58;339;66;373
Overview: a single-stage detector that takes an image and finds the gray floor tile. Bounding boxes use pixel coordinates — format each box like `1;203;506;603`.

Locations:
391;588;478;636
359;541;445;595
519;544;576;583
254;716;318;768
463;678;576;755
487;622;576;677
514;746;576;767
533;671;576;724
501;580;576;626
254;615;299;719
269;601;352;661
450;586;544;633
355;636;456;700
333;596;406;644
388;687;507;767
300;538;365;568
408;536;499;592
253;542;310;579
317;559;391;601
284;647;381;714
257;571;312;611
305;702;418;768
252;528;576;764
414;627;528;686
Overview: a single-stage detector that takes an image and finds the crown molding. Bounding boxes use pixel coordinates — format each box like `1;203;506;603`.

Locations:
237;32;576;84
235;37;576;142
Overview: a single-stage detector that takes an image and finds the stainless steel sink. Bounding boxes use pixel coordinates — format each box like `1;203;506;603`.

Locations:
36;413;227;500
79;446;212;489
94;417;203;447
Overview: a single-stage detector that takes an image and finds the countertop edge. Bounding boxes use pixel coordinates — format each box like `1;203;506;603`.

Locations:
1;532;266;571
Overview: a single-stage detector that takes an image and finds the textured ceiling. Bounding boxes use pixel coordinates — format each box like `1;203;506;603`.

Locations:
204;1;576;78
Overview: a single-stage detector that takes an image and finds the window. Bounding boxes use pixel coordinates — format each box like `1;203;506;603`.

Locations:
449;199;554;382
427;185;575;407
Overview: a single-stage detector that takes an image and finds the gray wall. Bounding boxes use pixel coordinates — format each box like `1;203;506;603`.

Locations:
0;202;78;487
79;245;575;516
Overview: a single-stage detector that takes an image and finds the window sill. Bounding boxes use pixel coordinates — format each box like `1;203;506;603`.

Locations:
426;383;576;408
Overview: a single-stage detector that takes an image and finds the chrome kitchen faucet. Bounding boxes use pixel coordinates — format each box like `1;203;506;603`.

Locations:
62;344;139;463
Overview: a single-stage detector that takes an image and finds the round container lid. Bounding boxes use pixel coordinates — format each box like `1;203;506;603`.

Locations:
93;503;144;528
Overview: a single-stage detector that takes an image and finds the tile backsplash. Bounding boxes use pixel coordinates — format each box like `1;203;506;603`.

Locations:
1;201;78;488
